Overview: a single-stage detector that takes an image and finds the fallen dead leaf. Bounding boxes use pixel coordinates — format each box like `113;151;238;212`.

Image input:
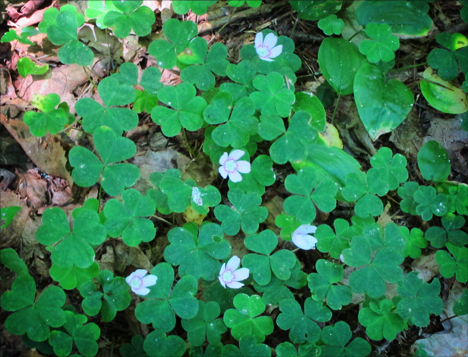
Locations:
1;114;73;184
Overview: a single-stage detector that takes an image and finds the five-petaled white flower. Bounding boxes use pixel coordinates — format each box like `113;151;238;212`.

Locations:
126;269;157;296
292;224;318;250
255;32;283;62
219;150;251;183
219;255;250;289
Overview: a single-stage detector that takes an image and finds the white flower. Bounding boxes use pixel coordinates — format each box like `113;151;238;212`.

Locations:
255;32;283;62
219;255;250;289
126;269;157;296
218;150;251;183
292;224;318;250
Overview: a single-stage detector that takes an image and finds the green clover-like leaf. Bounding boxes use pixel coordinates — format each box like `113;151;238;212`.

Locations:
172;1;217;15
17;57;49;78
79;270;131;322
143;330;186;357
148;19;198;69
435;243;468;283
307;259;352;310
23;93;69;137
242;230;296;285
181;42;230;91
269;111;318;165
36;207;106;269
320;321;371;357
48;311;100;357
103;189;156;246
69;126;140;196
342;236;404;298
342;172;383;218
284;166;337;224
359;23;400;63
358;299;406;341
103;1;155;38
214;189;268;235
367;147;408;196
318;14;344;35
396;272;444;327
292;92;326;132
277;298;331;344
181;300;227;346
151;83;206;137
250;72;295;117
164;222;231;281
223;293;274;342
135;263;199;332
1;27;39;45
446;184;468;215
400;227;427;259
50;262;100;290
397;181;420;215
119;335;147;357
315;219;354;259
75;76;137;135
425;213;468;248
453;289;468;316
413;186;449;221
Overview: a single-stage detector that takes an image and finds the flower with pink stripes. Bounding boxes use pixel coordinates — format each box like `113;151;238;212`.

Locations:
218;150;251;183
126;269;157;296
219;255;250;289
255;32;283;62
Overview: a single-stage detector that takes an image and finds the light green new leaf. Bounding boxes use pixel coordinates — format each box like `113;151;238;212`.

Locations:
17;57;49;78
359;23;400;63
143;330;186;357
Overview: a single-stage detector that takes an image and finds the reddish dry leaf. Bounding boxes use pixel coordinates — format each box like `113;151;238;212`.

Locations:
1;114;73;185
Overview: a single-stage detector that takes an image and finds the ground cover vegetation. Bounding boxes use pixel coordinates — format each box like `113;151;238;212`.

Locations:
0;0;467;356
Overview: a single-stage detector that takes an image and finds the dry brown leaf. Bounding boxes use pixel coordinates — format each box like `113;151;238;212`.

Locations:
1;114;72;184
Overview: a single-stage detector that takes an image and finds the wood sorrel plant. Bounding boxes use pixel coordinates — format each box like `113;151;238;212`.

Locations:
1;1;468;356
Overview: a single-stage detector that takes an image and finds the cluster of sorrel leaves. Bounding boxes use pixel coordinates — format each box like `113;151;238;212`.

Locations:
1;0;468;356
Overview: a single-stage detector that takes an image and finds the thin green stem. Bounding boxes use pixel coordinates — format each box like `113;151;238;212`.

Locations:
218;6;238;33
388;62;427;73
347;29;364;42
83;66;98;90
182;128;196;158
290;18;299;39
331;95;341;124
98;184;103;213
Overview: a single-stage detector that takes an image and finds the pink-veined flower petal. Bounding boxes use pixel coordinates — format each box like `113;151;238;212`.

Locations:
226;255;241;271
219;166;228;179
255;32;263;49
228;170;242;183
233;267;249;281
263;33;278;50
219;152;229;165
136;286;150;296
219;263;226;275
235;160;251;174
228;149;245;161
141;275;157;288
268;45;283;59
219;274;226;288
292;234;318;250
226;281;244;289
126;269;147;284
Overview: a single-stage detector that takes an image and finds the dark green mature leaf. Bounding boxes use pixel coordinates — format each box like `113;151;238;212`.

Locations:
453;289;468;316
135;263;199;332
75;76;137;135
320;321;371;357
396;272;443;327
103;2;155;38
104;189;156;246
284;167;337;224
359;23;400;63
290;0;342;21
398;181;419;215
318;38;365;95
354;63;414;140
164;222;230;281
152;83;207;137
413;186;448;221
315;219;354;259
435;243;468;283
214;189;268;235
277;298;330;344
181;301;227;346
36;207;106;269
269;111;318;164
417;141;451;182
120;335;148;357
358;299;406;341
48;311;100;357
50;262;100;290
143;330;186;357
